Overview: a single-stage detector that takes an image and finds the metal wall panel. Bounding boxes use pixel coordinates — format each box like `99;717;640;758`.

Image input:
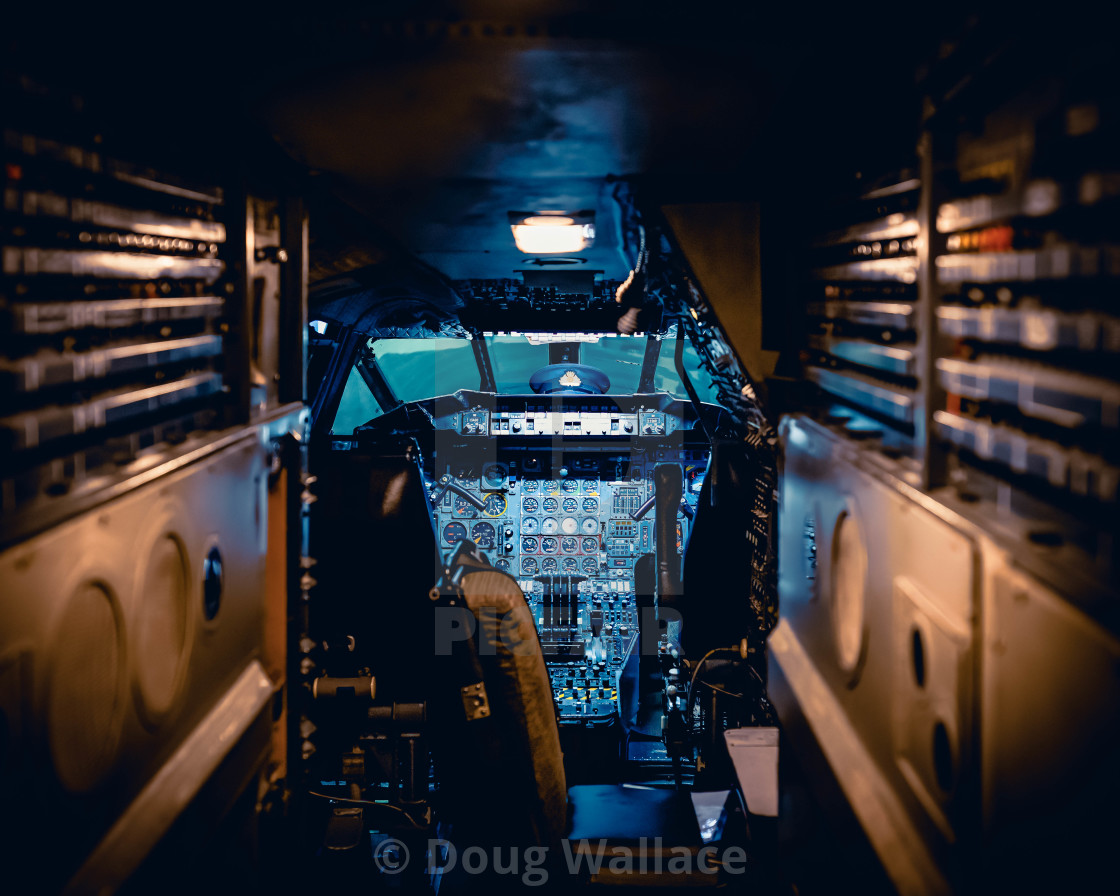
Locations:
0;431;272;890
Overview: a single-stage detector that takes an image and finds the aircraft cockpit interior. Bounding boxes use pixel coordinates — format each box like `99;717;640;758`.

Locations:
3;6;1119;895
299;204;782;890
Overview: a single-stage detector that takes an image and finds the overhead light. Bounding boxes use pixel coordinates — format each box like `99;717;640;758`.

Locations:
509;210;595;254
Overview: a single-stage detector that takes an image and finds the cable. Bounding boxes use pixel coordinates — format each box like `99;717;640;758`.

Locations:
307;790;428;831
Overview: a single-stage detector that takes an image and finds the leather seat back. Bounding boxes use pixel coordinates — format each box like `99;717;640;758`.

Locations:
310;449;440;699
432;551;568;849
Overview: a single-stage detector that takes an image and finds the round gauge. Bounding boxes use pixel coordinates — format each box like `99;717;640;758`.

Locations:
582;557;599;574
482;463;506;489
522;497;538;514
522;480;538;494
582;480;598;495
442;521;467;545
495;559;511;572
582;536;598;553
542;496;559;513
521;517;539;535
562;479;579;493
581;497;598;514
540;537;559;554
521;536;539;553
471;522;496;549
561;517;579;535
541;518;559;535
581;517;599;535
453;497;476;517
483;493;507;517
541;558;559;574
561;536;578;554
521;557;539;575
562;557;579;574
544;479;559;493
675;521;684;553
562;497;579;514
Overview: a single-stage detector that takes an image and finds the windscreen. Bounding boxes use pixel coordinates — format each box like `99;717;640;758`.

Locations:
332;331;721;434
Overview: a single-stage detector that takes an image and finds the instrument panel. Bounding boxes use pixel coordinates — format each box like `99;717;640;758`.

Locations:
426;438;708;723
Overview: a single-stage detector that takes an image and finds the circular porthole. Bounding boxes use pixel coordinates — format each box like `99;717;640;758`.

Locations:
48;582;125;793
831;509;868;680
133;533;192;726
202;546;223;621
911;628;926;689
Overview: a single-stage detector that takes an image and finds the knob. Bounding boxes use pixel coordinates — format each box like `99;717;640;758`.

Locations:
504;527;514;537
504;542;513;552
559;467;569;477
513;421;522;432
623;422;633;433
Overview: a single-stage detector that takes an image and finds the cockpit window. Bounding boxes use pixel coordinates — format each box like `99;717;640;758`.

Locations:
333;365;383;434
580;336;646;393
484;335;550;392
370;337;478;402
654;337;720;404
331;330;721;434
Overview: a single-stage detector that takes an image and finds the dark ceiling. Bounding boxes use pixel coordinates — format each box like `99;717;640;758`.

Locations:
9;3;969;282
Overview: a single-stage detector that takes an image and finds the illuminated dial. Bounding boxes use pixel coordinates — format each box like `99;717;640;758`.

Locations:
543;479;559;493
541;518;559;535
540;537;558;554
581;497;598;514
562;557;579;574
581;517;599;535
495;559;511;572
561;479;579;493
521;517;539;535
521;536;539;553
454;497;476;517
561;517;579;535
522;497;538;514
541;558;559;574
522;480;538;494
442;521;467;545
582;557;599;574
581;480;599;495
483;493;507;517
562;497;579;514
471;522;496;549
561;536;578;554
542;496;559;513
521;557;538;575
482;463;506;489
581;536;598;553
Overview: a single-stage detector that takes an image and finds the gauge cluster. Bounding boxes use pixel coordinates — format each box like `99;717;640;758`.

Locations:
428;450;708;594
423;402;710;723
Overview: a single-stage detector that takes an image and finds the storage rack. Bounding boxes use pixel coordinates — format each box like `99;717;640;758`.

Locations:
802;170;926;454
797;22;1119;598
1;80;245;544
